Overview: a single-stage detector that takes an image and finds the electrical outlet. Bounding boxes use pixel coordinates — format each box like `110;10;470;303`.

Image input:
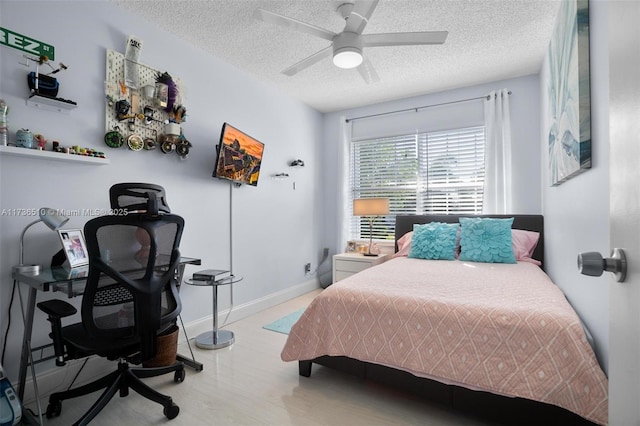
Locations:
305;263;311;274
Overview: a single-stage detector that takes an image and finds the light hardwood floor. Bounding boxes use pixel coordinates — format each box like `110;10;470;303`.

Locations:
38;289;493;425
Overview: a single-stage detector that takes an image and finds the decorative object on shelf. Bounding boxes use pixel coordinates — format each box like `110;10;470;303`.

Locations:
155;72;177;112
21;54;74;108
13;207;69;274
127;134;144;151
0;99;8;146
346;240;356;252
353;197;390;256
144;137;156;150
34;133;47;150
175;137;192;159
171;104;187;124
143;106;157;124
143;85;155;99
115;99;131;121
289;159;304;167
124;35;143;89
104;126;124;148
153;82;168;108
15;129;34;149
27;71;59;97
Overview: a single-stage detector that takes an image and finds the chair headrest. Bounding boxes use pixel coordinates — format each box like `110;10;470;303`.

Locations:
109;183;171;216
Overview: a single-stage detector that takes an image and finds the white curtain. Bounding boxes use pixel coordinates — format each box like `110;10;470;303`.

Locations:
337;117;352;253
483;88;513;214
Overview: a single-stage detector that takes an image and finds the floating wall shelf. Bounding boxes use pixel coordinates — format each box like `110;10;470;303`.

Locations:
0;145;109;165
26;95;78;114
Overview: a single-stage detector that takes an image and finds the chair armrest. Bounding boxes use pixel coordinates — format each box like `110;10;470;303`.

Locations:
37;299;77;319
37;300;77;366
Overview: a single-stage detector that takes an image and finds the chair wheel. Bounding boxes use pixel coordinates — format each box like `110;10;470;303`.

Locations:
164;403;179;419
174;368;185;383
46;400;62;418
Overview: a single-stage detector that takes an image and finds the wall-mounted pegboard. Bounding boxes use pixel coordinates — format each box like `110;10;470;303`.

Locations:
104;49;184;150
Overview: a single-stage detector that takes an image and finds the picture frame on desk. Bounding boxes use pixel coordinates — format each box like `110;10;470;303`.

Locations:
57;229;89;267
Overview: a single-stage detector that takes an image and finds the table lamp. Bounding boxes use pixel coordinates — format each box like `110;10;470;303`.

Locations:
353;198;389;256
13;207;69;274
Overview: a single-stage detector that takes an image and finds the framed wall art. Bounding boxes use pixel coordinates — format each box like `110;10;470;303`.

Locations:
547;0;591;186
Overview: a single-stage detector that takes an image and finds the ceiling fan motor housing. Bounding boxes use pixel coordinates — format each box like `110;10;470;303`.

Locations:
332;32;363;68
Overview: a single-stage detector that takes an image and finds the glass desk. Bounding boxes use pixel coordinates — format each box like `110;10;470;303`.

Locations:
12;256;201;405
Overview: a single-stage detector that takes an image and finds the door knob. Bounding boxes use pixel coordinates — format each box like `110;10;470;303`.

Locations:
577;248;627;282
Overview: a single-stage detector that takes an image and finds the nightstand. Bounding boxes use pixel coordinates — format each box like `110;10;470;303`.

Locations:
332;252;390;283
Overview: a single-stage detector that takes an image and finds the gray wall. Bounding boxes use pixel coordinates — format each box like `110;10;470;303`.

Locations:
541;0;610;371
0;1;324;381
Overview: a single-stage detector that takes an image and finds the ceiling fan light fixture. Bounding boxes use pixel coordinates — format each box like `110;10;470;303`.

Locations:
332;31;363;69
333;47;363;69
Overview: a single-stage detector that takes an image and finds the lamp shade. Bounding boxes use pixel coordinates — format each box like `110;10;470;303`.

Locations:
353;198;390;216
40;207;69;230
15;207;70;273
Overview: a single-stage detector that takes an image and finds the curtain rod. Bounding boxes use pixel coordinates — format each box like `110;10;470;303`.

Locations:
345;90;512;123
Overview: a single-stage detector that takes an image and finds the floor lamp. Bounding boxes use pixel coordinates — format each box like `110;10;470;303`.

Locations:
353;198;389;256
13;207;69;274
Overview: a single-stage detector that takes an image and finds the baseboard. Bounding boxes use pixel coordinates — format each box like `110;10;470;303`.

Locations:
178;277;321;342
20;278;320;408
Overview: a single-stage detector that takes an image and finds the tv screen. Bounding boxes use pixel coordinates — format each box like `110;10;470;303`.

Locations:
212;123;264;186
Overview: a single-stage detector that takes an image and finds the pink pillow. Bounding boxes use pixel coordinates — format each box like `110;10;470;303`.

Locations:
393;231;413;258
511;229;541;265
394;228;541;265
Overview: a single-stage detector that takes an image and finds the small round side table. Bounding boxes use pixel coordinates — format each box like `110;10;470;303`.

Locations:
184;275;243;349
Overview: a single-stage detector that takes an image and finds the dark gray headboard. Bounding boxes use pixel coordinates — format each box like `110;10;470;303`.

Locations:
395;214;544;268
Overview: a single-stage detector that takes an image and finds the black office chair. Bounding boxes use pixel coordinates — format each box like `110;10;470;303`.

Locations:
37;199;186;425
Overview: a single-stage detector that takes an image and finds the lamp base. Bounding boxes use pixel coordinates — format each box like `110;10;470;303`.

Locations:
12;264;42;274
363;253;379;257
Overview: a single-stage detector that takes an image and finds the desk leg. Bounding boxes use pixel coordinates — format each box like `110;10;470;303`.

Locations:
17;284;37;402
195;284;234;350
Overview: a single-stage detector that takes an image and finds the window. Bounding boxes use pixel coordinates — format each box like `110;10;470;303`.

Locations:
349;126;485;240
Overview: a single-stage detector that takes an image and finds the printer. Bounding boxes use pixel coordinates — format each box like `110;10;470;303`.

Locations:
0;364;21;426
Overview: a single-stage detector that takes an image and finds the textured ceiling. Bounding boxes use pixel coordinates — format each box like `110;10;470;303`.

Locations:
111;0;560;113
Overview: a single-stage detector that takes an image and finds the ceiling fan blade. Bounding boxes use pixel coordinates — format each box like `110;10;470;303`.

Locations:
282;46;333;76
344;0;380;34
357;57;380;84
253;8;336;41
363;31;448;47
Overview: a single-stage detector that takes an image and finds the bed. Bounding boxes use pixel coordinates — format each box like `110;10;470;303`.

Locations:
281;214;608;425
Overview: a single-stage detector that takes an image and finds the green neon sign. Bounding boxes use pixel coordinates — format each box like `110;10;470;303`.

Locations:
0;27;55;60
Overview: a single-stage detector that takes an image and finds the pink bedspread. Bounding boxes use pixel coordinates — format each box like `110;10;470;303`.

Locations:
281;257;608;425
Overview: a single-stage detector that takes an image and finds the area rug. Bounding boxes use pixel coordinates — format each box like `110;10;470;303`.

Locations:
262;308;305;334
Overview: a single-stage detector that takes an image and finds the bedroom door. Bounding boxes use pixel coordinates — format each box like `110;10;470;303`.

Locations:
608;1;640;424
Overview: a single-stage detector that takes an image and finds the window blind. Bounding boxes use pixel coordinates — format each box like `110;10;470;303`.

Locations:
349;126;485;241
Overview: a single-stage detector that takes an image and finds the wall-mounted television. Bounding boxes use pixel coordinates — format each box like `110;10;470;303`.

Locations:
212;123;264;187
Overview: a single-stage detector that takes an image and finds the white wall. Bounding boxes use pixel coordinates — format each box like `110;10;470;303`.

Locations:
540;0;609;371
0;1;324;383
321;74;543;254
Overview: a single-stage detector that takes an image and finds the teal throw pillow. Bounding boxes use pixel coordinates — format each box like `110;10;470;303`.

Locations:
408;222;459;260
458;217;516;263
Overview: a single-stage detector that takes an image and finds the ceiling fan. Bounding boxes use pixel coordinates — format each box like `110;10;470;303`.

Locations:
253;0;448;84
